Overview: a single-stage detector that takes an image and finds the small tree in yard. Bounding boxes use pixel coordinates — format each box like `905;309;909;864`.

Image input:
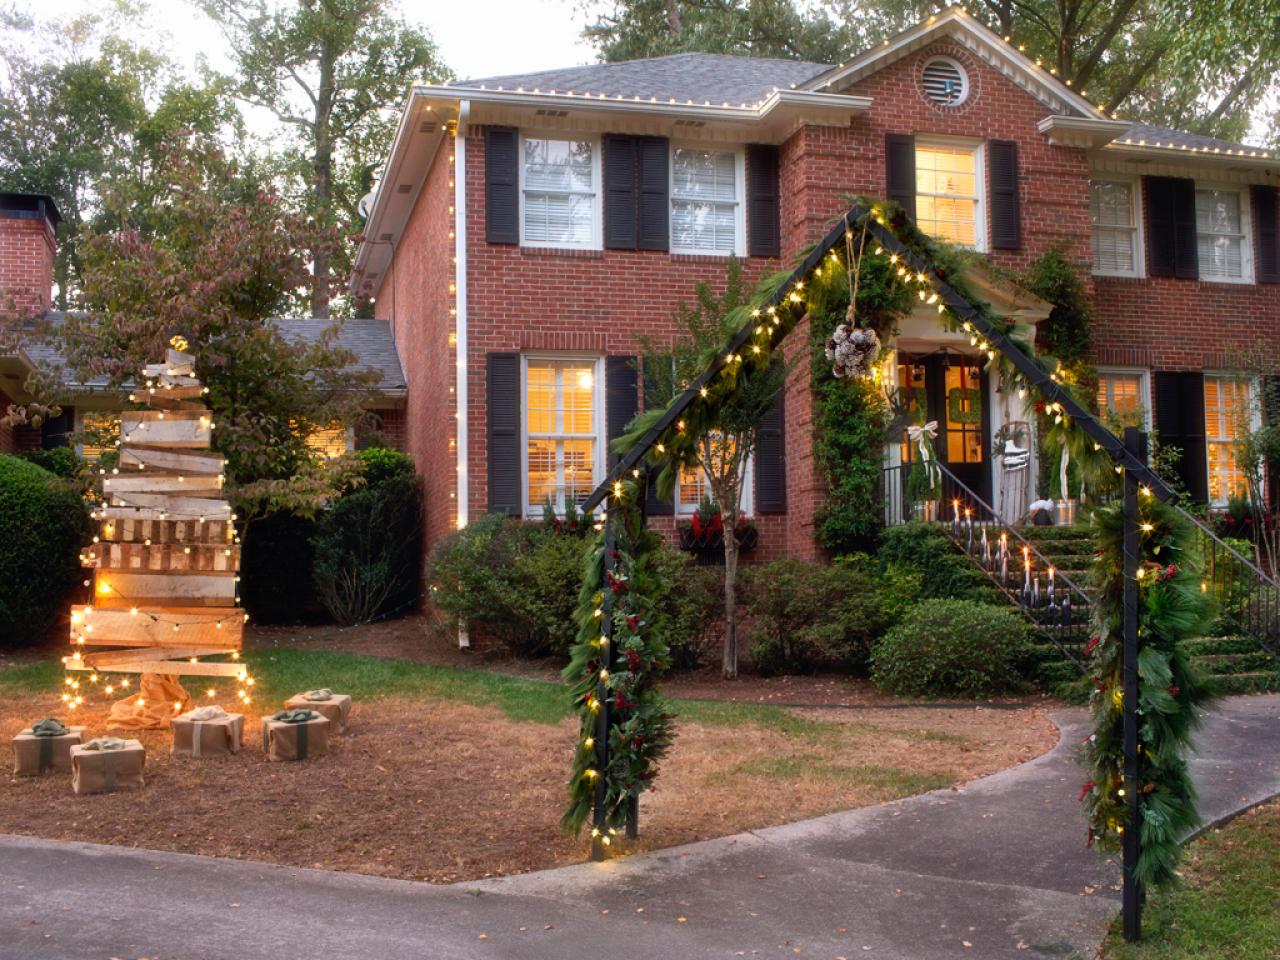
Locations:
1;138;380;516
644;257;789;679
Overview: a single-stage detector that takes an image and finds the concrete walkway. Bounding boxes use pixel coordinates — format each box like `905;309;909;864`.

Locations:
3;696;1278;960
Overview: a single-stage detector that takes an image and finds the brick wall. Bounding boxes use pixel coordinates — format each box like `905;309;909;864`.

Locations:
374;138;457;554
0;212;55;317
372;407;407;450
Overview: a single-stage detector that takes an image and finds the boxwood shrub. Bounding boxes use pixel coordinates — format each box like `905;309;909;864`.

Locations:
870;598;1030;698
0;454;92;647
877;522;993;602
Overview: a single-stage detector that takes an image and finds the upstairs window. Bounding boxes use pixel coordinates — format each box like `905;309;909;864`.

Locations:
523;357;601;516
1090;180;1141;276
1196;188;1250;282
915;142;982;248
1095;368;1149;428
670;148;742;255
520;137;599;248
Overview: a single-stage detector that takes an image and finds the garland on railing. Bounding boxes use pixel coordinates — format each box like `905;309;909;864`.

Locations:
1081;492;1216;886
561;484;674;839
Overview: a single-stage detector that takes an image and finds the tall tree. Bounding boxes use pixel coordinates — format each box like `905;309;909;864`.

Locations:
0;6;240;308
643;258;790;679
197;0;453;318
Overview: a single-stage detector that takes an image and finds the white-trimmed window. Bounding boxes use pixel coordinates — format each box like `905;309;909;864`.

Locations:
1204;374;1253;505
670;147;744;255
915;140;984;249
520;136;600;249
1090;179;1142;276
1196;187;1251;282
1095;368;1150;428
76;410;120;462
522;356;603;516
674;433;753;516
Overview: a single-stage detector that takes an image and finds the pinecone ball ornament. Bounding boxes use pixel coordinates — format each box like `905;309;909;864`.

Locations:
825;322;881;379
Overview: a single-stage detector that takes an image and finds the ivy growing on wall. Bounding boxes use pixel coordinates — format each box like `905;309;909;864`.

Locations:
1021;243;1093;368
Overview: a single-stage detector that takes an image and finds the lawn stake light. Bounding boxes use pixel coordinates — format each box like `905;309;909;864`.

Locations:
567;200;1179;942
63;338;251;726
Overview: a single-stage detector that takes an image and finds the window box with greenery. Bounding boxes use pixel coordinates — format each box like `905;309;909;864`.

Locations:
677;496;758;559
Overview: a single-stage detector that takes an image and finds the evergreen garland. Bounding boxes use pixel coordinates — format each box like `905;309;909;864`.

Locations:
1081;494;1216;887
561;485;675;837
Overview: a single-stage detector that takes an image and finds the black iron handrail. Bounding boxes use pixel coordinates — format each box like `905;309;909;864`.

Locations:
882;458;1090;673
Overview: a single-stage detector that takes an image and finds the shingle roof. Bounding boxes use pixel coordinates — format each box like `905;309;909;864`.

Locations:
1118;122;1263;155
19;315;406;395
456;52;831;107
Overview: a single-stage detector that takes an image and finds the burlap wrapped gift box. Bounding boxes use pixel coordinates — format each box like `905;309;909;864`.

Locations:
12;719;86;776
261;709;330;761
284;689;352;734
170;705;244;757
70;737;146;795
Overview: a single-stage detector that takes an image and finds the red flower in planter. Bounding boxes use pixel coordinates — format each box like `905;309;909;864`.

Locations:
691;513;702;538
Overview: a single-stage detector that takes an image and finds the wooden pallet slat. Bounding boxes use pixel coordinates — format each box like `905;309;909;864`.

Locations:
119;444;225;474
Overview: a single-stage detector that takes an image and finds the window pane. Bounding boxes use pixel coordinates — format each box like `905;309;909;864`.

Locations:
524;359;598;515
672;149;736;202
916;145;976;196
523;192;594;245
671;149;737;252
80;412;121;462
1204;376;1250;503
678;462;707;511
944;365;983;464
525;363;557;434
524;139;593;192
1097;373;1143;415
1196;190;1244;279
671;200;736;252
563;363;595;435
1198;235;1243;279
563;439;595;502
1091;181;1133;228
917;194;976;245
523;139;594;246
527;438;556;508
1090;181;1137;274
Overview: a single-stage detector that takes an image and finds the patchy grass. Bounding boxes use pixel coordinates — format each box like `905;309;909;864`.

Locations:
726;754;954;794
1102;800;1280;960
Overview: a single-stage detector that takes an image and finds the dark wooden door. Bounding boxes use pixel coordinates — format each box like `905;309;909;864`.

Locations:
898;353;990;502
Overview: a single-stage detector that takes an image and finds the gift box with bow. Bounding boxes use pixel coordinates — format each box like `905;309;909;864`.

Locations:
12;718;86;776
70;737;146;795
261;709;330;761
283;689;352;734
171;705;245;757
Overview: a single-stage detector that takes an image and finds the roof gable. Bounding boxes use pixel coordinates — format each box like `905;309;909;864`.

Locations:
805;7;1105;120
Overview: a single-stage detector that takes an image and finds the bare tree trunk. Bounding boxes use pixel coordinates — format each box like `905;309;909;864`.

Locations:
721;506;739;679
311;37;336;320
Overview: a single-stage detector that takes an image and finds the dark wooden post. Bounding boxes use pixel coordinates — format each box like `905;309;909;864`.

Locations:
591;520;617;862
1122;426;1146;941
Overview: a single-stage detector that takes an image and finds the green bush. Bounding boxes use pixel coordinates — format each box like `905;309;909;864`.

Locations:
0;454;92;647
870;599;1030;698
355;446;415;487
644;547;721;669
240;511;325;623
742;554;914;674
877;522;992;602
20;446;83;480
313;473;423;625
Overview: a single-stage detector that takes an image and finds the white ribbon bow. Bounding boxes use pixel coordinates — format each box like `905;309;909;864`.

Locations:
906;420;941;486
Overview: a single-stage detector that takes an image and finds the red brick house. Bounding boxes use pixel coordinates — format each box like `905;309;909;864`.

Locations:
351;8;1279;559
0;194;409;459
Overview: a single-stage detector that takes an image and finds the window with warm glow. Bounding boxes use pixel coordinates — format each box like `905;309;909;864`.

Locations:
77;411;120;462
1090;180;1141;276
1204;375;1251;504
521;137;598;248
298;422;350;458
675;433;750;514
524;357;600;516
670;148;741;254
1096;369;1148;427
1196;188;1250;282
915;143;981;247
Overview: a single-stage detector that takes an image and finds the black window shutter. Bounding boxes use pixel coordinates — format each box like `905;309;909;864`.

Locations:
1153;370;1208;503
1147;176;1198;279
988;140;1021;249
885;133;916;220
1265;376;1280;509
484;127;519;245
1253;185;1280;283
754;385;787;513
636;136;669;251
603;134;638;249
641;355;674;516
41;406;74;449
746;143;781;258
486;353;521;516
606;356;639;469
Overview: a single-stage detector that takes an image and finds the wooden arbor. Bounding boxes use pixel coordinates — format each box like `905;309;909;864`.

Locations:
576;202;1175;939
64;343;250;726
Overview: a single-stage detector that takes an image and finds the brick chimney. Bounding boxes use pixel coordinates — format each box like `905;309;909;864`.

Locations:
0;192;61;318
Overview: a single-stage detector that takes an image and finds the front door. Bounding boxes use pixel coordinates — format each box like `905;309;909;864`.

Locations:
898;353;990;502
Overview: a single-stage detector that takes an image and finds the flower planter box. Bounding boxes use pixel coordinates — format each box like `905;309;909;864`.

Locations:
678;522;758;564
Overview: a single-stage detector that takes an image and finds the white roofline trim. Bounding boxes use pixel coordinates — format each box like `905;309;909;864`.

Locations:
805;6;1106;120
1037;116;1131;149
1103;137;1277;165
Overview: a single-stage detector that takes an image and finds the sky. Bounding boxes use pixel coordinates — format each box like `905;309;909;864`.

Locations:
15;0;598;82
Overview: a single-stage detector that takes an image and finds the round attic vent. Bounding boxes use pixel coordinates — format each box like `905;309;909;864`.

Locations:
922;57;968;106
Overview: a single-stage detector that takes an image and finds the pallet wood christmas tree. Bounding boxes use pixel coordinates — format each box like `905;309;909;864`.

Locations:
63;339;253;727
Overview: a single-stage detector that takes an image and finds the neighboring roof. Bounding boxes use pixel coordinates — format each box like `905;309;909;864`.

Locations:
16;315;406;396
1115;122;1263;156
457;52;830;107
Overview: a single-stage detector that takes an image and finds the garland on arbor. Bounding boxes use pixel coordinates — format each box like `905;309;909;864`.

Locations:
561;490;674;838
1081;493;1216;887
